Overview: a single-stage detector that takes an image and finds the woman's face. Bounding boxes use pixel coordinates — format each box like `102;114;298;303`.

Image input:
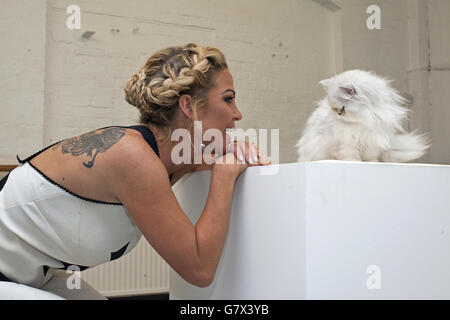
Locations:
199;68;243;155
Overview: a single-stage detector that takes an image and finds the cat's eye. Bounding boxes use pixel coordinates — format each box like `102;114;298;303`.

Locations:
340;86;357;96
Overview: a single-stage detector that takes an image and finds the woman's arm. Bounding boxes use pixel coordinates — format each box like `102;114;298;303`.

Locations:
194;166;236;283
106;136;237;287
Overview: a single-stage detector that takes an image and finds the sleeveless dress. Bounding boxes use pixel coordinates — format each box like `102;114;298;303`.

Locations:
0;125;172;288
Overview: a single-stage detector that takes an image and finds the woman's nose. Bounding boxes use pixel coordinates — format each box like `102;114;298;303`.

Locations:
233;105;243;121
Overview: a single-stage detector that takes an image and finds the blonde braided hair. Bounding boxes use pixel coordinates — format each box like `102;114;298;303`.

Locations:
124;43;228;145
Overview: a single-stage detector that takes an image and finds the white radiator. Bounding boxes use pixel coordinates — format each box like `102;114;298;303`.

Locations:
81;237;169;298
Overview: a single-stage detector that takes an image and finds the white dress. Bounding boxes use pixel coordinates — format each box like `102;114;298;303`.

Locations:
0;125;168;299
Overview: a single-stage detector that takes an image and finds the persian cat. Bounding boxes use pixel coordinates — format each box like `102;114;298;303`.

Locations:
295;69;430;162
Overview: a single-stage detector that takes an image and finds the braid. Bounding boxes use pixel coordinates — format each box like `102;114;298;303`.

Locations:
124;43;228;144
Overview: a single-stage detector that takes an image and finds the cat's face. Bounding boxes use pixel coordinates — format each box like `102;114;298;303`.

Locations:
319;70;386;124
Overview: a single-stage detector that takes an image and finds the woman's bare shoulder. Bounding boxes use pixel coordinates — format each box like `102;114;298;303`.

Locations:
27;126;163;204
96;127;164;177
49;126;157;165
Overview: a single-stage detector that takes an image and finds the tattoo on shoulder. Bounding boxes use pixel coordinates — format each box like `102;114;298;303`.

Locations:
54;127;127;168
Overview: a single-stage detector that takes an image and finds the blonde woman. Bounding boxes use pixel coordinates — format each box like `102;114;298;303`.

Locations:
0;43;270;299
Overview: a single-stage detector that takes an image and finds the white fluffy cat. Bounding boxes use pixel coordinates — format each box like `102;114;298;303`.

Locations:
296;69;430;162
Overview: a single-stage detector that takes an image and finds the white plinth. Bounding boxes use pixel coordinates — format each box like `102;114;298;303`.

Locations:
169;161;450;299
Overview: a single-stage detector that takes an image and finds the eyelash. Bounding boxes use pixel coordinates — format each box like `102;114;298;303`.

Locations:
224;96;235;103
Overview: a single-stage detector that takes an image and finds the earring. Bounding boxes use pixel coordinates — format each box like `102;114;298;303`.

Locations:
191;140;206;151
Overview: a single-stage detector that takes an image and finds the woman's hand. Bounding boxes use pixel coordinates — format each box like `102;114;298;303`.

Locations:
213;140;271;179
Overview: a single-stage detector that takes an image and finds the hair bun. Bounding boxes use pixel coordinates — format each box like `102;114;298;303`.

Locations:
124;43;228;144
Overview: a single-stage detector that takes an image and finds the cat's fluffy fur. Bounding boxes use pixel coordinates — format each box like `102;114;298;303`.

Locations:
296;69;430;162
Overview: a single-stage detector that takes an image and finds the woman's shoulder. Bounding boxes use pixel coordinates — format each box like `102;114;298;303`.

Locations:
95;126;166;185
53;125;159;160
28;125;163;204
79;125;163;180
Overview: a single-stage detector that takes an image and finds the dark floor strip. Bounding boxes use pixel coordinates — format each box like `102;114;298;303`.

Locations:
108;293;169;300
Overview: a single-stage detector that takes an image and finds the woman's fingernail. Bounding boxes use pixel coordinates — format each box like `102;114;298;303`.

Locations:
253;156;258;163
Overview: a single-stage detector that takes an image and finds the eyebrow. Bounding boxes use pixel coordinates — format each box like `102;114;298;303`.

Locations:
221;89;236;95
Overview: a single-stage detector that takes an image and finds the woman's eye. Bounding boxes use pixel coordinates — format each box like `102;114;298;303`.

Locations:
224;96;234;103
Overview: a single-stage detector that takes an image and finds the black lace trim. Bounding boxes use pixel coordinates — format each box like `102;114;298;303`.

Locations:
15;124;172;205
27;161;123;206
0;272;13;282
0;173;9;192
16;139;63;165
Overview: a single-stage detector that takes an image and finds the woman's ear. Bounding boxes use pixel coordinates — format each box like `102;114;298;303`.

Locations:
178;94;193;120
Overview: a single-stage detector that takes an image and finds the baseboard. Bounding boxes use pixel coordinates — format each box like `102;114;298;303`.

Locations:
107;292;169;300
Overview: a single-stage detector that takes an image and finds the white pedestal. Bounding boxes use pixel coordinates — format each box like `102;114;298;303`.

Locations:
169;161;450;299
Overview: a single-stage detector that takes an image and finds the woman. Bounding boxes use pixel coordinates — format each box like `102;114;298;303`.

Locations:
0;43;271;299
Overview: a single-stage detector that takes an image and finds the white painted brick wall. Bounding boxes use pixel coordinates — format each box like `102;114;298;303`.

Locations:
0;0;47;164
4;0;443;166
2;0;340;164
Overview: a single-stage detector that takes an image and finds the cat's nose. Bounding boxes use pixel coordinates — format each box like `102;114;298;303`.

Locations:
332;106;346;115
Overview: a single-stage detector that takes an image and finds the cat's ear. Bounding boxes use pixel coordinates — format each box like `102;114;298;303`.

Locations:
339;86;357;98
319;78;332;90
